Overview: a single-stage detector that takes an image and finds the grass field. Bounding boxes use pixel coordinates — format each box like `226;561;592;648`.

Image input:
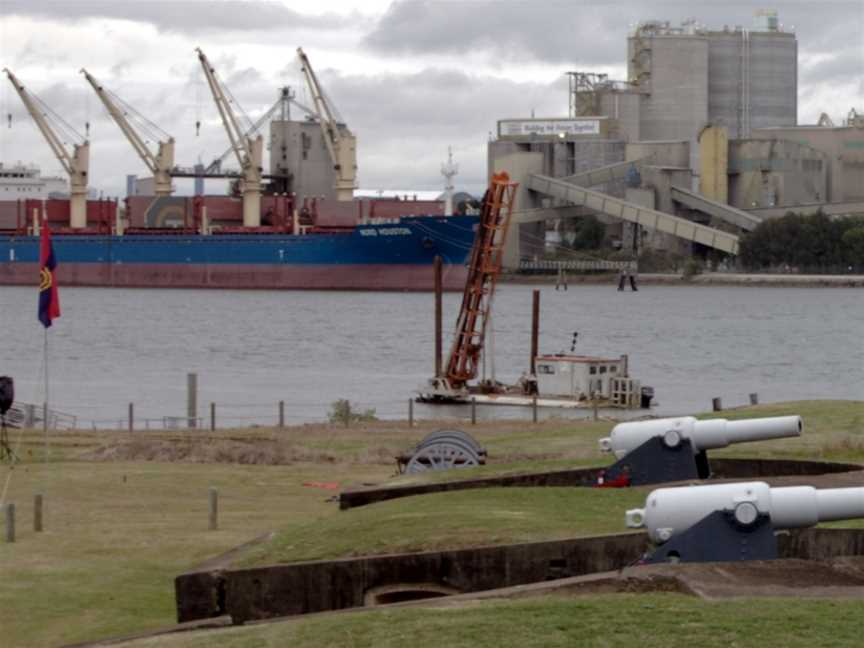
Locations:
123;594;864;648
0;400;861;647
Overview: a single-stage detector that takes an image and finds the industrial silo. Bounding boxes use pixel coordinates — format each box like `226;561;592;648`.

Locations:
628;12;797;143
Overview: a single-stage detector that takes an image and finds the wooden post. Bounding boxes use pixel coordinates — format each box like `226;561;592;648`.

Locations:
25;404;35;428
187;372;198;429
749;393;759;406
408;398;414;427
278;400;285;429
128;403;134;433
712;397;723;412
4;503;14;543
210;402;216;432
434;255;443;378
532;397;538;424
471;398;477;425
593;396;599;421
34;494;43;532
530;290;540;376
208;487;218;531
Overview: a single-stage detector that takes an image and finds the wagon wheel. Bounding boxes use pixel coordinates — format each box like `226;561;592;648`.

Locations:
404;439;481;474
418;429;486;457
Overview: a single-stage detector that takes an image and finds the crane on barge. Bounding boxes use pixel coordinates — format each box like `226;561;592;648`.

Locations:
296;47;357;201
4;68;90;229
81;69;175;197
425;172;518;399
195;47;264;227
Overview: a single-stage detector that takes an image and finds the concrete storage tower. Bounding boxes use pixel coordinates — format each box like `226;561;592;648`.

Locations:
628;11;797;141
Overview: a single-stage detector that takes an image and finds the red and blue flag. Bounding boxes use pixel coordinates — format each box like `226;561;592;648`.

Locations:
38;223;61;328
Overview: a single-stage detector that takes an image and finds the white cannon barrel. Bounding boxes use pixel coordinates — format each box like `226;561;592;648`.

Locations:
625;481;864;544
599;415;802;459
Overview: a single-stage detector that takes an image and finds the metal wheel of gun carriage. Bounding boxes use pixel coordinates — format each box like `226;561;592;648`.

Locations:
400;429;487;474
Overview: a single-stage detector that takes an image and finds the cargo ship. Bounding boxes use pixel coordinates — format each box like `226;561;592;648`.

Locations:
0;202;478;291
2;52;479;291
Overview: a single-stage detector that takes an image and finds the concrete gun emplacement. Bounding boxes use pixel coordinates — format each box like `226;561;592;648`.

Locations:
625;481;864;564
595;415;802;487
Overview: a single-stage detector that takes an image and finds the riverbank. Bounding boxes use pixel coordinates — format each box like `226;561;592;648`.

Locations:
502;272;864;287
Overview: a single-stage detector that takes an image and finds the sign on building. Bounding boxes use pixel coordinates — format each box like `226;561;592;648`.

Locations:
498;119;602;138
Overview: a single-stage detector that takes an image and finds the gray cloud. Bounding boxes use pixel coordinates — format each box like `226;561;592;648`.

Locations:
2;0;351;34
322;68;569;191
366;1;863;84
365;1;624;66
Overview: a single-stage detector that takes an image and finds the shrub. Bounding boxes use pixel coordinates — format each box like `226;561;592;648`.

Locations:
328;399;377;427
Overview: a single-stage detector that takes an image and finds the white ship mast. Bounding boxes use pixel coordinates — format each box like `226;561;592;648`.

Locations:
440;147;458;215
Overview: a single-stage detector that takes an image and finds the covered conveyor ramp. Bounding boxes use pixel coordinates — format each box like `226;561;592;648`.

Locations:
526;174;740;255
556;157;652;189
670;186;762;232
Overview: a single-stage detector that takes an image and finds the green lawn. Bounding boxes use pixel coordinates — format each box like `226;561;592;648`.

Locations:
0;400;861;647
123;594;864;648
239;486;649;567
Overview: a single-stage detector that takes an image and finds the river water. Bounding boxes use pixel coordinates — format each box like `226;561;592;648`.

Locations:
1;284;862;427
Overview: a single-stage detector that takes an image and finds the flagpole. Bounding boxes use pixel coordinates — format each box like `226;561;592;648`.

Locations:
43;327;49;467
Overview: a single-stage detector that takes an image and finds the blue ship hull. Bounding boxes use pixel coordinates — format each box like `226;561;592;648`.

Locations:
0;215;478;290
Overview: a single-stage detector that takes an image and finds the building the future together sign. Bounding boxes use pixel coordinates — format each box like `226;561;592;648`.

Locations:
498;118;602;138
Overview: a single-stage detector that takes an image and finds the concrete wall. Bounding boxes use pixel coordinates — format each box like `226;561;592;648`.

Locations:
728;139;829;208
599;91;642;142
752;126;864;202
488;150;545;268
626;140;690;168
176;523;864;624
489;139;625;180
632;36;710;145
488;139;625;268
177;533;649;623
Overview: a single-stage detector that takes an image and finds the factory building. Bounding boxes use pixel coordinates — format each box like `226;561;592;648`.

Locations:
625;13;797;143
489;10;864;267
488;117;627;263
751;122;864;203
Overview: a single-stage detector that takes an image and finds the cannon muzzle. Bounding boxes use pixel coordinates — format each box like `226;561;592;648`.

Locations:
626;481;864;544
600;415;802;460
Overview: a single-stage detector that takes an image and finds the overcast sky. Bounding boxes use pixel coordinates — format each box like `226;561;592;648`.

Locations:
0;0;861;197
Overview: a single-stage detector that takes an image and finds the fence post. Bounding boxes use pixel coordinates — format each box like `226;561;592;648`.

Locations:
408;398;414;427
208;487;218;531
278;400;285;429
25;404;35;428
4;503;14;543
532;397;538;424
128;403;134;433
471;398;477;425
712;397;723;412
593;396;599;421
749;393;759;406
187;372;198;429
210;402;216;432
34;494;43;532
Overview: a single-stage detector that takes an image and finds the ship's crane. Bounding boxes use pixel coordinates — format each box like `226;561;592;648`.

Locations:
195;47;263;227
296;47;357;201
81;69;174;197
442;172;518;392
4;68;90;229
203;87;316;187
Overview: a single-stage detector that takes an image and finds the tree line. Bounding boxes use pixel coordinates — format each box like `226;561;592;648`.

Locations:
739;212;864;272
